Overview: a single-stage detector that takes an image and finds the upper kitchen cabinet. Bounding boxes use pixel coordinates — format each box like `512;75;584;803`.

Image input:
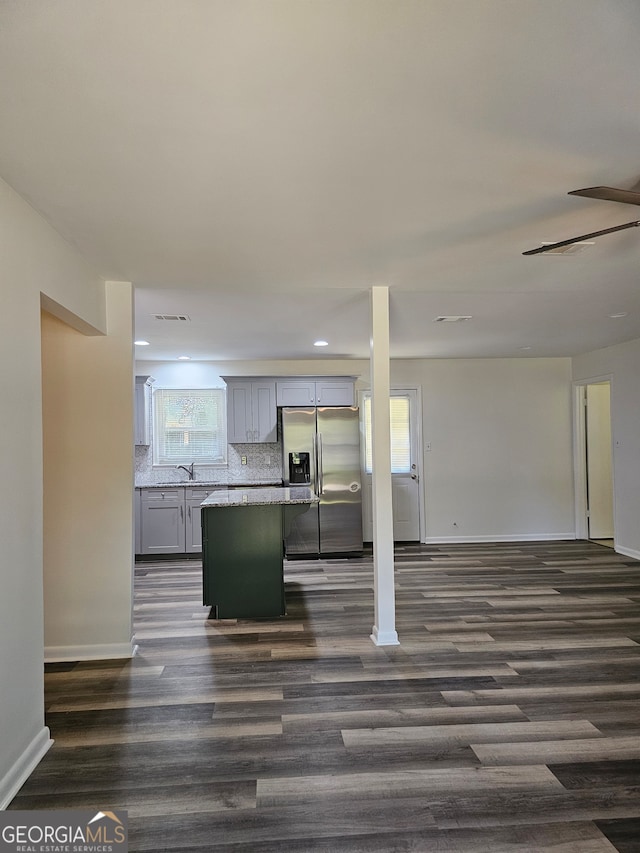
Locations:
134;375;154;445
224;379;277;443
276;378;355;407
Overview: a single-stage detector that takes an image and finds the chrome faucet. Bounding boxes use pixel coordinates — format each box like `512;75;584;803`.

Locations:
176;463;195;480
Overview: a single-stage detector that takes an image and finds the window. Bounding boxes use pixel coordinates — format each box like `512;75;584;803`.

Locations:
153;388;227;466
363;394;411;474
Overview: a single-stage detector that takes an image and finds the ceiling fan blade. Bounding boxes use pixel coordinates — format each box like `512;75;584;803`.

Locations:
569;186;640;206
523;219;640;255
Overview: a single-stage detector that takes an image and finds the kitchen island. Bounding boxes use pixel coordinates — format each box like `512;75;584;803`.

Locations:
201;487;318;619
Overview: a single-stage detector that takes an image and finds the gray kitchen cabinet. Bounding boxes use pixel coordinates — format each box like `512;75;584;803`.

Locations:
276;378;355;407
275;379;316;406
134;375;154;445
137;486;226;555
185;486;221;552
224;379;277;443
139;488;185;555
134;488;141;554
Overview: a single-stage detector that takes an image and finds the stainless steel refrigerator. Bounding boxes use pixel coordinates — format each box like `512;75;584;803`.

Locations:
282;406;363;557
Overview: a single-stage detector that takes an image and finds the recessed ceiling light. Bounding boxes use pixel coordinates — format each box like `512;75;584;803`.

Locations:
314;340;329;347
177;356;191;360
134;340;150;346
608;312;628;318
434;316;473;323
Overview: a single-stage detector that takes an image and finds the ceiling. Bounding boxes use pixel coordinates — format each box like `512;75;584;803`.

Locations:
1;0;640;361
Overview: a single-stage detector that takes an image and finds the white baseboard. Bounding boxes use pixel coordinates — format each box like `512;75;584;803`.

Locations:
615;544;640;562
44;636;137;663
422;533;576;545
0;727;52;810
370;626;400;646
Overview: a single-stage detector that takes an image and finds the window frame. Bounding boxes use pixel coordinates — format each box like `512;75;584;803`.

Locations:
152;387;227;467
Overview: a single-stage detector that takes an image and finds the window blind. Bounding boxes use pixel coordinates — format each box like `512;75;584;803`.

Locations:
153;388;227;466
363;395;411;474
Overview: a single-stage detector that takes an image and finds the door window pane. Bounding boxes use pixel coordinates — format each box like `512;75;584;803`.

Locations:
363;395;411;474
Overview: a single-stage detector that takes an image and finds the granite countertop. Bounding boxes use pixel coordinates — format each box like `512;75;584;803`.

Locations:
201;486;318;508
136;481;282;489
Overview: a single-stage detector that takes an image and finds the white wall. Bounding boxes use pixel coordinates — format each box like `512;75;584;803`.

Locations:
391;358;574;541
0;175;128;809
42;283;135;660
573;338;640;559
137;356;576;543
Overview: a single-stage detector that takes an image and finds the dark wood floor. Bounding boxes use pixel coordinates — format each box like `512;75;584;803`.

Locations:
10;541;640;851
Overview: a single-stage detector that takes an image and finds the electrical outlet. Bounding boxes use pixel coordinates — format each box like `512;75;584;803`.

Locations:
241;455;247;465
266;455;271;465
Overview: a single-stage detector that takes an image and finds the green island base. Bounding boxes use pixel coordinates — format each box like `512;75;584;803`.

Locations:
202;502;311;619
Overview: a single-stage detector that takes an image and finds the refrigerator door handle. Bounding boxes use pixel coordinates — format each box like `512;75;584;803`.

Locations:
317;432;324;495
311;433;318;495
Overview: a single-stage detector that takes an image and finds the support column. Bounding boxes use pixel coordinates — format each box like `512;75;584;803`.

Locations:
369;286;399;646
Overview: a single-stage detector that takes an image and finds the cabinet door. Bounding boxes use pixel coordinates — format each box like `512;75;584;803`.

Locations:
184;487;226;552
134;376;153;445
185;499;204;552
276;380;316;407
140;490;185;554
227;382;254;443
316;380;354;407
134;489;142;554
252;381;277;442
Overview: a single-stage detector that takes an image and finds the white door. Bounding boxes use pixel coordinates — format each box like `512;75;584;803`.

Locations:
586;383;614;539
362;389;421;542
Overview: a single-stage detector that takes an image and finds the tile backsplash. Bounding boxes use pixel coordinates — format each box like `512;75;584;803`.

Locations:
135;442;283;485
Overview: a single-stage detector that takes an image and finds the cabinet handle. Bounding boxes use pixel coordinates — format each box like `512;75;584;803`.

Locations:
180;505;184;521
188;505;191;520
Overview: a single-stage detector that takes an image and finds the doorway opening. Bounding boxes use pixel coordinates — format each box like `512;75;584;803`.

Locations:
573;378;614;548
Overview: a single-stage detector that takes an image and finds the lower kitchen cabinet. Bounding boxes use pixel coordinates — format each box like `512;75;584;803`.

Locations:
185;487;215;552
134;488;142;554
137;486;225;556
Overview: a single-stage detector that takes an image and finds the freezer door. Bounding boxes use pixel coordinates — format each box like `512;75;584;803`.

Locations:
282;407;319;555
317;406;363;554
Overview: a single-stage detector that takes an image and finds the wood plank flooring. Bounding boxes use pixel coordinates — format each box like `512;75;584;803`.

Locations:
9;541;640;851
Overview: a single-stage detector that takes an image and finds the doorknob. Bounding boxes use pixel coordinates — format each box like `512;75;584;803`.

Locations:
411;473;419;481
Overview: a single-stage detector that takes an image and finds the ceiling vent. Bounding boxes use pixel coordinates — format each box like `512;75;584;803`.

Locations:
539;241;594;255
152;314;191;321
434;315;473;323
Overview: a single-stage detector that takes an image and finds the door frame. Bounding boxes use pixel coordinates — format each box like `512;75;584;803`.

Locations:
572;374;615;543
359;385;425;543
